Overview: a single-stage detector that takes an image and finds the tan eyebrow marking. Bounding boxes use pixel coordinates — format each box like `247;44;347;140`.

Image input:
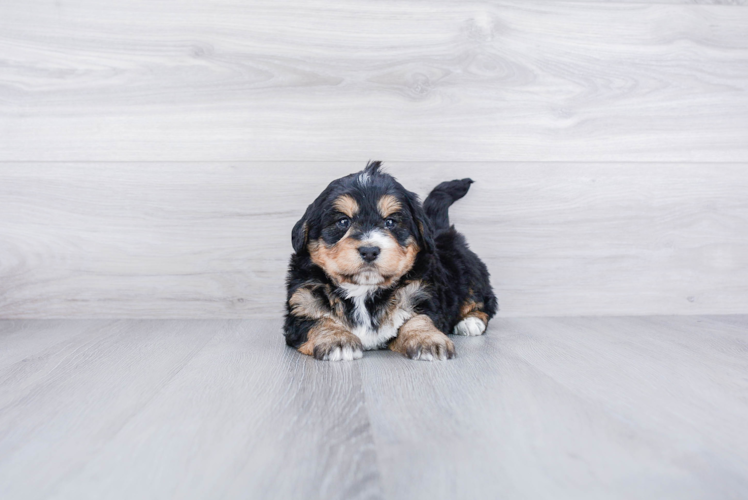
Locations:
333;195;359;217
377;194;402;218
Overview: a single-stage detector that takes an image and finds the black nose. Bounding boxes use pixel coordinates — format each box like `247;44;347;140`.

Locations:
358;246;380;263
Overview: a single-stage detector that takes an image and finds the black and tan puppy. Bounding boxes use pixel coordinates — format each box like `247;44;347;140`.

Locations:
284;161;497;361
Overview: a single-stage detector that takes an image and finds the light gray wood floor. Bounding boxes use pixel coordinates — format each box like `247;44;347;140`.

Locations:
1;316;746;499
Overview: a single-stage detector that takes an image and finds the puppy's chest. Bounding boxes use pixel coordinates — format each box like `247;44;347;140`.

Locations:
339;283;423;350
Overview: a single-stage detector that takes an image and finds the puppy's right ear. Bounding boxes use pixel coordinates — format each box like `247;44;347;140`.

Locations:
291;203;314;254
292;217;309;254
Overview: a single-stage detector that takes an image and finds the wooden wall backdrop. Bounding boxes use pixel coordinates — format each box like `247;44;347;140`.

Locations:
1;0;747;318
2;163;746;318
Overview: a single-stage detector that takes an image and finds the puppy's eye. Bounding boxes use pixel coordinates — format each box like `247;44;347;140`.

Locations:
384;218;396;229
336;217;351;229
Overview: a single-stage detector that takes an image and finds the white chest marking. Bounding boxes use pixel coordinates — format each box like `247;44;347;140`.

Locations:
340;282;422;350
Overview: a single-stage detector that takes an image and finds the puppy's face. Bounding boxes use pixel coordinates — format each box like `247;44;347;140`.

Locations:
292;163;433;287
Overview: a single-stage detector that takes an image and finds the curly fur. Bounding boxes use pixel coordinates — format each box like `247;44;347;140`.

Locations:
284;161;498;361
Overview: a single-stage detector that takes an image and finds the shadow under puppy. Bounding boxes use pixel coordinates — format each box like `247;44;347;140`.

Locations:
284;161;497;361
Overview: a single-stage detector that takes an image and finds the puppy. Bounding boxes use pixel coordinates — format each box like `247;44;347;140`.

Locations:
283;161;497;361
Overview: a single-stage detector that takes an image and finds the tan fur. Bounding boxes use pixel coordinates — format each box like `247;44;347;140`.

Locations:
375;236;420;286
309;231;419;286
333;195;359;217
389;314;455;360
377;194;402;218
460;299;489;325
307;193;418;286
377;280;425;326
308;235;364;285
289;284;346;320
289;287;327;319
325;286;347;319
298;317;362;359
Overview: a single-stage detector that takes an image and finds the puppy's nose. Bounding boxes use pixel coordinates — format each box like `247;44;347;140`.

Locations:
358;246;380;263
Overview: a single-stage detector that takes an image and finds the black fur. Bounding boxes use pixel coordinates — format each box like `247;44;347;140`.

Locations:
423;178;473;231
284;161;497;355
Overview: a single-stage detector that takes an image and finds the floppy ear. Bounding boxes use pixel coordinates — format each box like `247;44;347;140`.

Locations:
404;191;435;254
292;202;316;254
291;181;339;254
291;218;308;254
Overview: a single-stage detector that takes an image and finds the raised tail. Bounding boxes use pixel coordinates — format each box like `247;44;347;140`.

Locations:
423;178;474;231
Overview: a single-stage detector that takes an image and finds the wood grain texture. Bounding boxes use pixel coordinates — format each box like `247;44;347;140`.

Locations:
577;0;748;4
0;320;218;499
360;314;748;499
1;316;747;499
0;319;381;500
1;1;747;162
1;162;746;318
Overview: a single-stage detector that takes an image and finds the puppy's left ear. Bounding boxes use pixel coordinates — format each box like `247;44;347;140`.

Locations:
405;191;435;254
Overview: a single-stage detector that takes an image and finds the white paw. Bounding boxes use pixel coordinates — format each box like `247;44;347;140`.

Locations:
453;317;486;336
323;345;363;361
415;350;434;361
411;343;452;361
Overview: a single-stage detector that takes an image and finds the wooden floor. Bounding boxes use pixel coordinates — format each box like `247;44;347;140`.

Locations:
1;316;746;499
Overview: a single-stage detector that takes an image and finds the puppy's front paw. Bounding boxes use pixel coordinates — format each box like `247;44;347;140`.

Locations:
298;318;364;361
390;315;456;361
314;338;364;362
390;314;455;361
405;335;455;361
453;316;486;336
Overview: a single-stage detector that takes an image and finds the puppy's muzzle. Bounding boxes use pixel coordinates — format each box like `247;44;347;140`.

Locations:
358;246;380;263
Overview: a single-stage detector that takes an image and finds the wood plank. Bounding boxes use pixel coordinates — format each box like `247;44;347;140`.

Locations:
0;320;220;499
0;320;120;401
575;0;748;4
360;315;748;499
0;319;381;500
1;1;747;161
1;162;746;318
1;317;747;498
0;319;112;371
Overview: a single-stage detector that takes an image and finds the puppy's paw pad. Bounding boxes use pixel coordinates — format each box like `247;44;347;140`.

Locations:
453;317;486;336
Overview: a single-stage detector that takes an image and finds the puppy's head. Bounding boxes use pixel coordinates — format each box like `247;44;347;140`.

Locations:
292;161;434;287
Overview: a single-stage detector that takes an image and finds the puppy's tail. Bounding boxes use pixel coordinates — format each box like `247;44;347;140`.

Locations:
423;178;474;231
